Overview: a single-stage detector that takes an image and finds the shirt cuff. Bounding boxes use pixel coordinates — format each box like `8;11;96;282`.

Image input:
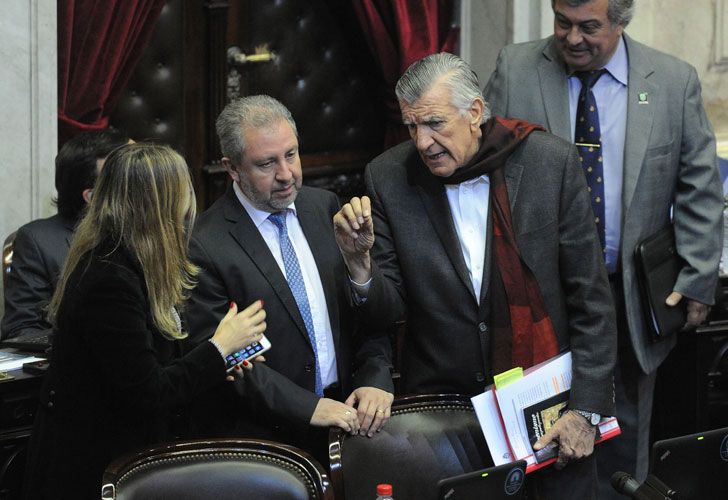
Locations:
349;276;372;304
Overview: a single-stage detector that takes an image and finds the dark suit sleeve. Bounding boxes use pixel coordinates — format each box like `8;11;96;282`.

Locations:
78;263;227;415
557;145;618;416
321;189;394;393
352;333;394;392
672;67;723;304
239;364;320;426
1;226;54;339
356;164;409;330
186;234;321;426
483;46;509;117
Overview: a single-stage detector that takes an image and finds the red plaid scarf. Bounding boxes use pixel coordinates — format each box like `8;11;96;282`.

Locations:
447;117;560;373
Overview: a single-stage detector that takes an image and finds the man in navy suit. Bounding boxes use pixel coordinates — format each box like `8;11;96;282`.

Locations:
2;130;129;340
185;95;394;465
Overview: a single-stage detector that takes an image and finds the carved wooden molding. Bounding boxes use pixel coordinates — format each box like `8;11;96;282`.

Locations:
716;0;728;68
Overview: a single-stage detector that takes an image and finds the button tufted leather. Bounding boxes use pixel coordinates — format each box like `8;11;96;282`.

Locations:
110;0;385;207
241;0;384;152
109;1;184;151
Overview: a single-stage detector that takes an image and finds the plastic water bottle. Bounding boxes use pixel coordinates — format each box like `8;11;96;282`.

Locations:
375;483;394;500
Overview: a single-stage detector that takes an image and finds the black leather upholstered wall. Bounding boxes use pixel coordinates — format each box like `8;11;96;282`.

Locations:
109;0;386;207
109;1;184;152
239;0;384;154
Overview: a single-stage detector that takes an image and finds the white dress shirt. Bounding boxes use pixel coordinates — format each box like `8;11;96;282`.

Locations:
234;182;338;388
445;174;491;303
568;37;628;273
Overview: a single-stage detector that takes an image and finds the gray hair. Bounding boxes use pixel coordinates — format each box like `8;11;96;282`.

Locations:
551;0;635;26
215;95;298;166
395;52;490;124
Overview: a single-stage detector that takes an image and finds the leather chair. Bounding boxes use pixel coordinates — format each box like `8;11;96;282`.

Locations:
101;438;334;500
329;394;492;500
2;231;15;292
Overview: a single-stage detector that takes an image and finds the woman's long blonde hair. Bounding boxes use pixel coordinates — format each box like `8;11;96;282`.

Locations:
48;143;198;340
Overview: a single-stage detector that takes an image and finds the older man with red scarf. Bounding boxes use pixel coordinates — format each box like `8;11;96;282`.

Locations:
333;52;617;499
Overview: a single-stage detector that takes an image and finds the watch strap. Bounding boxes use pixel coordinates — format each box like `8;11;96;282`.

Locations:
572;409;601;426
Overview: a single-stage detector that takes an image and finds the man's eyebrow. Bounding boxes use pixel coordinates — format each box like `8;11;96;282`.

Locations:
402;114;445;124
555;12;601;26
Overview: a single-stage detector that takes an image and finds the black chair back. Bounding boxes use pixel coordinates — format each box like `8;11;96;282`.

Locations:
102;438;334;500
329;394;491;500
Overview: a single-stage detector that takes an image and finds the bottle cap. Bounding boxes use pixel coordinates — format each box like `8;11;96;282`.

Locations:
377;484;393;495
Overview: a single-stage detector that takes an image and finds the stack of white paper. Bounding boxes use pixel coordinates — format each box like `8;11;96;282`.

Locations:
0;349;45;372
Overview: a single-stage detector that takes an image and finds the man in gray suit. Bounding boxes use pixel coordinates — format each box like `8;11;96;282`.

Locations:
335;52;617;499
484;0;723;496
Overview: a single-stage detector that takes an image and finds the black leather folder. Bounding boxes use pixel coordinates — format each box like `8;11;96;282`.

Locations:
634;225;686;340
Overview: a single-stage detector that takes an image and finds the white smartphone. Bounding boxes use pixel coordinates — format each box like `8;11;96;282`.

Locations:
224;335;271;372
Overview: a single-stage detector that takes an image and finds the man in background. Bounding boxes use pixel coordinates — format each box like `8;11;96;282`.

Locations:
484;0;723;496
2;130;129;340
334;53;616;499
185;95;393;466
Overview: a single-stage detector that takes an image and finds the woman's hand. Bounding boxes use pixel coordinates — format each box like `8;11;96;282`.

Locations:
225;355;266;381
211;300;266;357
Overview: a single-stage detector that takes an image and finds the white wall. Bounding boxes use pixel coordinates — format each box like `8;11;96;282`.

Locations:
0;1;57;313
459;0;510;90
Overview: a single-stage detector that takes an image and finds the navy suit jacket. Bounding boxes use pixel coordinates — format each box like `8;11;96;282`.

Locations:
184;185;393;443
2;214;74;340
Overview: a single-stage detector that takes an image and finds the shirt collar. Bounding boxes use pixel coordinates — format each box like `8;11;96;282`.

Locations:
445;173;490;188
603;36;628;86
232;181;297;228
566;36;628;87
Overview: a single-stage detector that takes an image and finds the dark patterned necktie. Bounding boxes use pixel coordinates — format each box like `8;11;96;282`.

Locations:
574;69;608;254
268;211;324;397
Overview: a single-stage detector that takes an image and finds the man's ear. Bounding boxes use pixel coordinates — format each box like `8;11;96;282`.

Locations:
82;188;93;204
222;158;239;183
469;98;485;129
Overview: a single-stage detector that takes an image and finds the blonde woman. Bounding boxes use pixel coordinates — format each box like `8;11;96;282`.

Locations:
23;143;267;499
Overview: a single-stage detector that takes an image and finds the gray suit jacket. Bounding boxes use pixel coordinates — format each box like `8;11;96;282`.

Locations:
360;132;617;416
484;34;723;374
1;214;74;340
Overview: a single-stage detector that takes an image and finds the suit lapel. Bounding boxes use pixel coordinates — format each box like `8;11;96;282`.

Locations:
622;35;656;212
479;197;494;308
411;162;477;301
222;188;309;339
538;39;571;139
479;160;524;308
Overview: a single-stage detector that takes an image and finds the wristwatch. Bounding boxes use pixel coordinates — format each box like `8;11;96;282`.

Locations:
572;409;601;426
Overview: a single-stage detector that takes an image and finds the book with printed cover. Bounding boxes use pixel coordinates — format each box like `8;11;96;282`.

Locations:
472;352;621;473
522;390;605;463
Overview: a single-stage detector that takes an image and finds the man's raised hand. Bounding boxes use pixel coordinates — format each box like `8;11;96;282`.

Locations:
333;196;374;283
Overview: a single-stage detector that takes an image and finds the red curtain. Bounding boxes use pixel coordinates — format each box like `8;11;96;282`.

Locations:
58;0;166;145
352;0;458;148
